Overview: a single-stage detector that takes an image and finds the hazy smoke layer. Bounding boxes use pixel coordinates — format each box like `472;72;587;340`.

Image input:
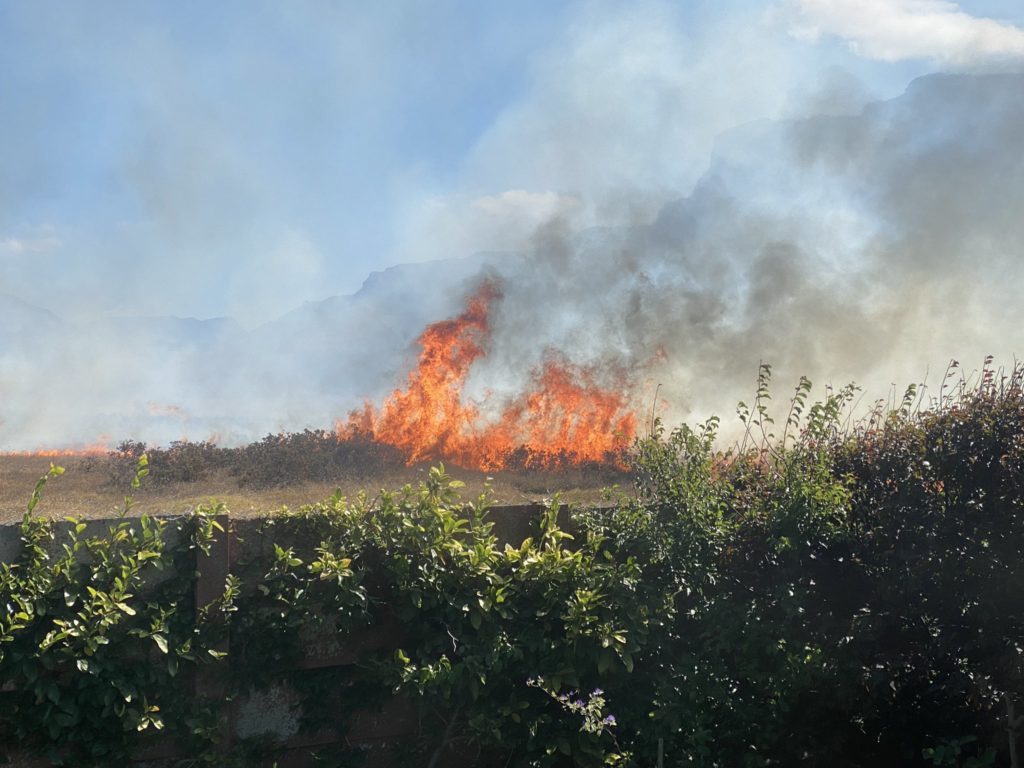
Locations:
469;72;1024;431
1;73;1022;449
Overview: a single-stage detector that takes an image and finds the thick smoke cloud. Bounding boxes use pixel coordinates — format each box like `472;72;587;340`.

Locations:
468;72;1024;430
4;72;1021;449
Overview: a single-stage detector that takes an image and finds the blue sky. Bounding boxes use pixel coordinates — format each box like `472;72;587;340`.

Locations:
2;0;1023;326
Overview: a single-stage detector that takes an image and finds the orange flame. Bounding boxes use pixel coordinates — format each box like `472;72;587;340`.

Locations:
147;403;185;418
338;280;637;470
2;437;112;458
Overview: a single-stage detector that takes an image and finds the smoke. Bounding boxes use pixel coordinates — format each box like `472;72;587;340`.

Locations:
2;1;1023;450
467;71;1024;432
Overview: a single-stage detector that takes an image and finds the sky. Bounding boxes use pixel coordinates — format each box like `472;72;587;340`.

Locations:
3;0;1023;327
2;0;1024;449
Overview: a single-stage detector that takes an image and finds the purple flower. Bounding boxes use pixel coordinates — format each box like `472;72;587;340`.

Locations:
603;714;617;726
592;688;604;696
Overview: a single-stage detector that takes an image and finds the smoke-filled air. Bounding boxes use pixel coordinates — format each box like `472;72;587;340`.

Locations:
1;1;1023;464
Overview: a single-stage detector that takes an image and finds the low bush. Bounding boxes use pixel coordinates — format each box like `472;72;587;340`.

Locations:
100;431;630;491
0;460;237;765
102;430;410;489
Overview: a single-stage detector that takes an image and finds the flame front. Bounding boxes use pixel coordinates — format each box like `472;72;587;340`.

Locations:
339;280;637;470
1;438;111;458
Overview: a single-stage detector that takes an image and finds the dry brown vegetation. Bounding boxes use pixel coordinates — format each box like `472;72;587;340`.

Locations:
0;451;627;523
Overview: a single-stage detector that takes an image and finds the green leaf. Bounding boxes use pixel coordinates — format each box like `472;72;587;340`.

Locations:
152;634;168;654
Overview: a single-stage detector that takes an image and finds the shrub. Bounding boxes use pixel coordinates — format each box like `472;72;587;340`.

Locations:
0;460;236;766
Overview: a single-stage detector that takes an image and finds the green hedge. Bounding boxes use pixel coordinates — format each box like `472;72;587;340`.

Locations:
2;367;1022;766
0;461;236;765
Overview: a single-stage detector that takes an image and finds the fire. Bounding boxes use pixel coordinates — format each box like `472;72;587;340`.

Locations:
2;437;111;458
338;280;638;471
147;403;185;418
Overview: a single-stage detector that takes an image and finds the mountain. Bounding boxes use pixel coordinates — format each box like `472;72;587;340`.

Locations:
0;293;64;353
246;253;502;402
0;253;501;447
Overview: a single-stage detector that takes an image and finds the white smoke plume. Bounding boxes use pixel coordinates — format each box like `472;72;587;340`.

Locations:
1;2;1022;450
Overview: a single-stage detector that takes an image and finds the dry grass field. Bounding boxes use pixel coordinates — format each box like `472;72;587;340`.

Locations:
0;454;628;523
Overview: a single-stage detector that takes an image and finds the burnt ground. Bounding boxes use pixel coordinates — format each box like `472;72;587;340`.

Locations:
0;454;632;523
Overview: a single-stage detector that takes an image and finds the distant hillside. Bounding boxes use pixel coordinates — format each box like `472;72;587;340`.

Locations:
0;254;502;448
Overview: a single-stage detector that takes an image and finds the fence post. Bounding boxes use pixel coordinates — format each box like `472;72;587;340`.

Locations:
194;512;233;752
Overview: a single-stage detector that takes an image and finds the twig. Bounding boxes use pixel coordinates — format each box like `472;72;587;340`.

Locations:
1008;693;1022;768
426;704;463;768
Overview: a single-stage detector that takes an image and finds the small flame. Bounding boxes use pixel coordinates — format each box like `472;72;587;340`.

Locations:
147;403;185;418
338;280;637;470
2;437;112;458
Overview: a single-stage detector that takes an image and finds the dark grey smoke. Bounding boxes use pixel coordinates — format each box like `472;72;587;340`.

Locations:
471;72;1024;427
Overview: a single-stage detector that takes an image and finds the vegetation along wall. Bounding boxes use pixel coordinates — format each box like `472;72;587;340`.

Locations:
2;367;1023;767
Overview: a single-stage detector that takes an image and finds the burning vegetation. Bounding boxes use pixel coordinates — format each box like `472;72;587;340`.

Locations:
338;279;638;471
3;282;640;488
1;440;112;459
